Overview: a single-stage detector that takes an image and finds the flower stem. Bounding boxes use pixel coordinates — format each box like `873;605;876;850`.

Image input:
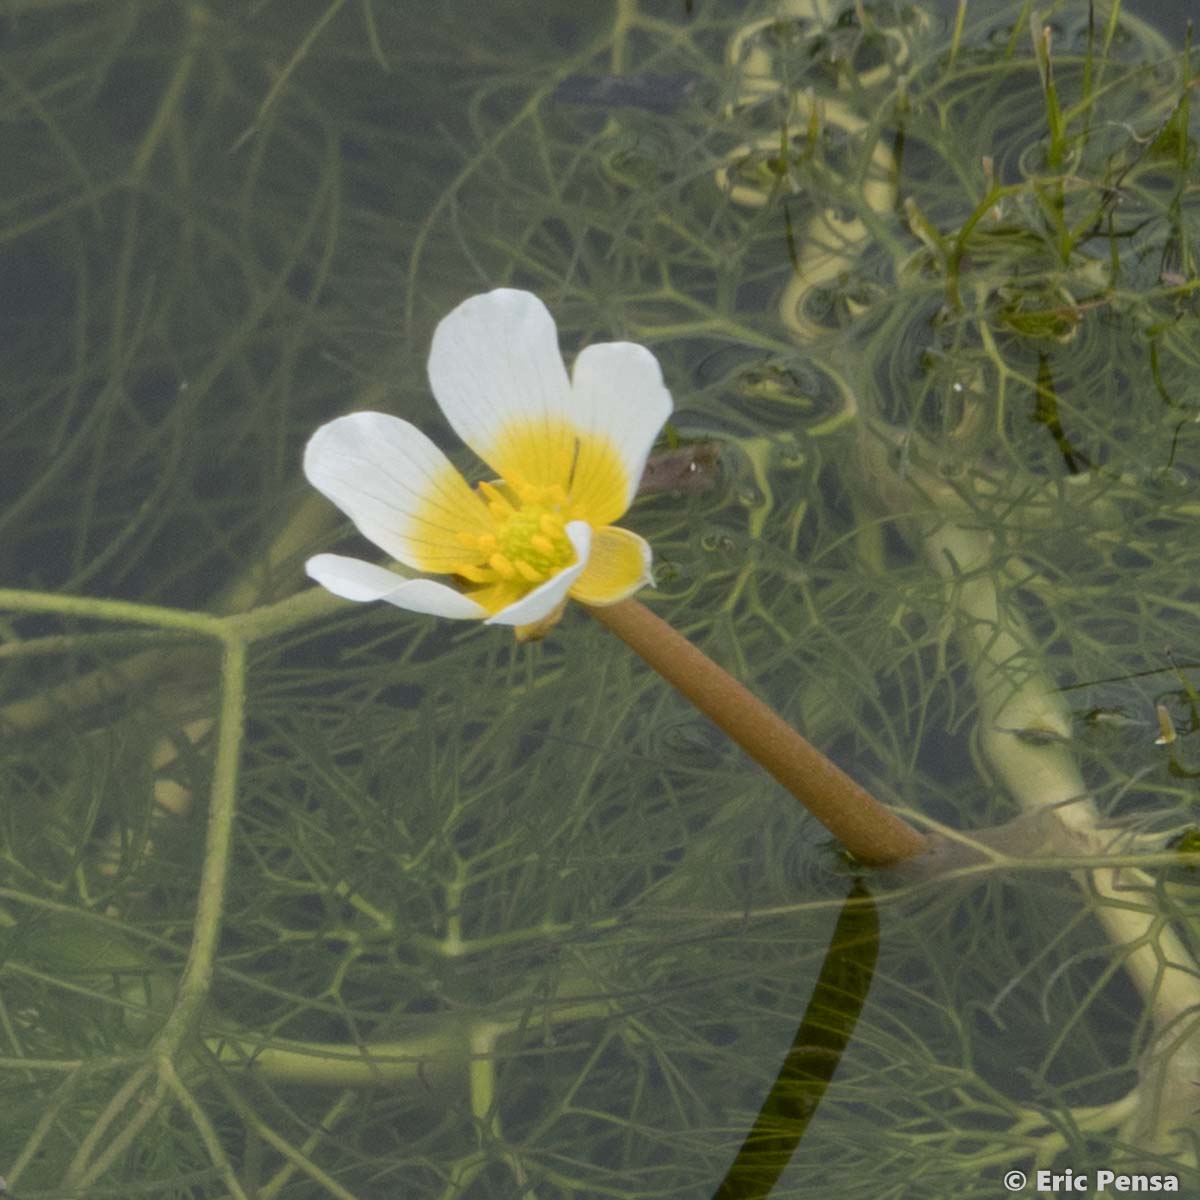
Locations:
584;599;928;867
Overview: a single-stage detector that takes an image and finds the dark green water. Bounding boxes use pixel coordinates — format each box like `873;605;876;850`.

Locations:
1;2;1197;1197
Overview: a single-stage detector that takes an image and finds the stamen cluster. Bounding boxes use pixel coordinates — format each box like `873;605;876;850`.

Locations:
453;477;575;585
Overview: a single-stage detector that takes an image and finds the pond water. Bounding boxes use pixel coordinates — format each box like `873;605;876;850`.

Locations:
1;2;1198;1198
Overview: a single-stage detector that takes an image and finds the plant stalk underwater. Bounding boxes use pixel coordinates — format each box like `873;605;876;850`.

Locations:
585;598;929;867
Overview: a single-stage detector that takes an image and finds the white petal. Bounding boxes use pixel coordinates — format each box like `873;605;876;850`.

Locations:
484;522;593;627
569;526;653;605
569;341;674;515
303;412;491;572
306;554;487;618
427;289;572;479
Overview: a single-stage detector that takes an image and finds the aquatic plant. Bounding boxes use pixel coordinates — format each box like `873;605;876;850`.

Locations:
303;286;926;865
304;288;670;635
0;0;1198;1197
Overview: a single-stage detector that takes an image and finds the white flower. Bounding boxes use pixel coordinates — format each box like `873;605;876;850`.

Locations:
304;289;673;637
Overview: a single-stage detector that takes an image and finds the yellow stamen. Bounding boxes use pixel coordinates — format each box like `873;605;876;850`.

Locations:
489;552;518;580
514;560;545;583
477;480;514;513
448;472;579;604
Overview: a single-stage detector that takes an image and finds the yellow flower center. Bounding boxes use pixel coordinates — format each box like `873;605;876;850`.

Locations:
452;477;577;586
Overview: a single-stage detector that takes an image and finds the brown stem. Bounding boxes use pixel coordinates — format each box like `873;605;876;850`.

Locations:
585;598;928;867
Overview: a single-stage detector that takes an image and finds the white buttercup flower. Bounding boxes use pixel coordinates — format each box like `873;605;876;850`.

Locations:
304;289;673;637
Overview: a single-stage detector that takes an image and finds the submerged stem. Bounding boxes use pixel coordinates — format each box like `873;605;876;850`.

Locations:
584;598;928;867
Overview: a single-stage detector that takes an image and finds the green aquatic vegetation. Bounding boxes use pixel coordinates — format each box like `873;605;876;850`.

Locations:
0;0;1199;1197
